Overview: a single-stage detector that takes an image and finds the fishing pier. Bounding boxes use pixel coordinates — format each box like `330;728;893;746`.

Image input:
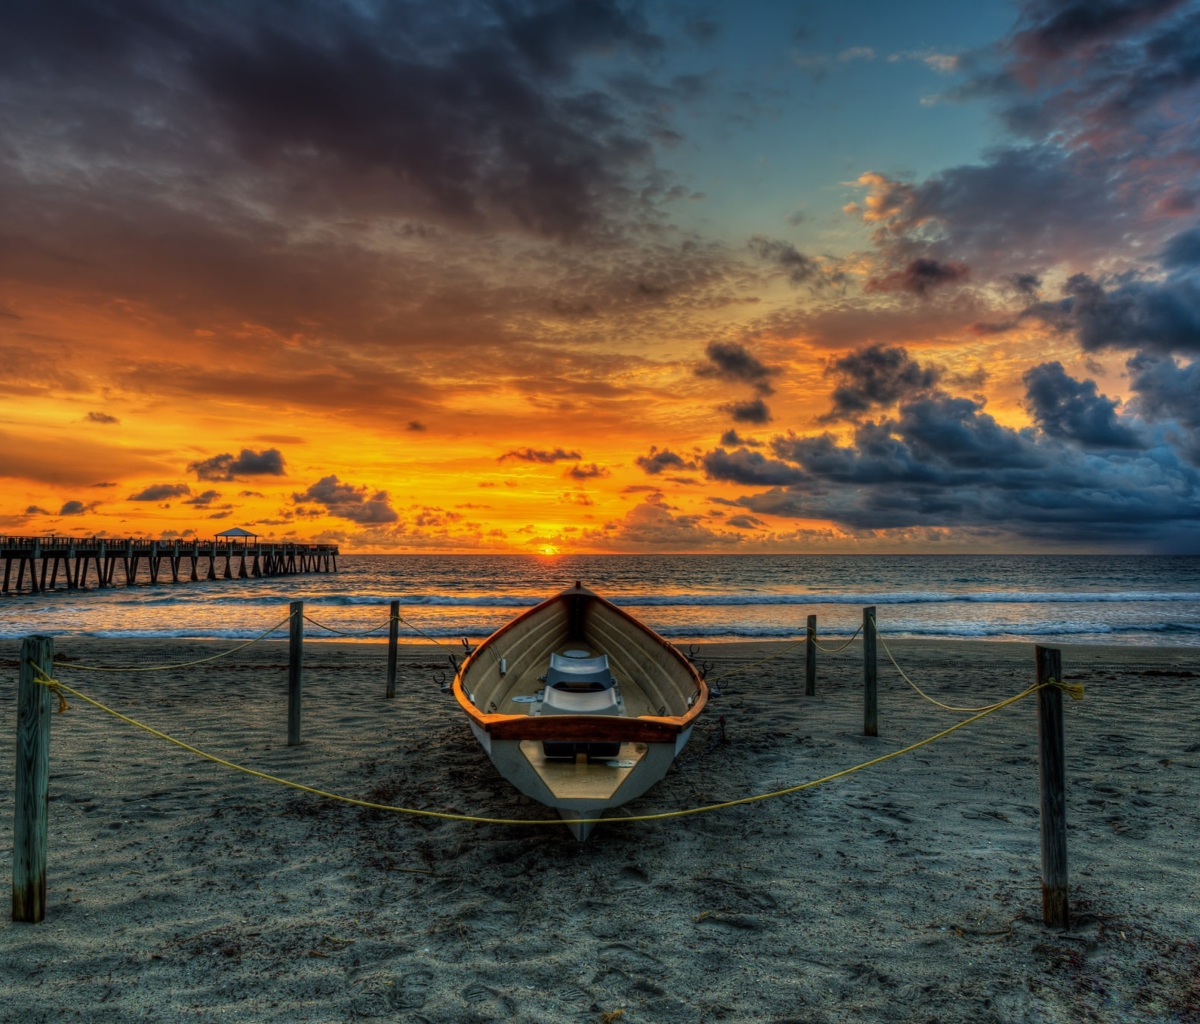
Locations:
0;535;338;595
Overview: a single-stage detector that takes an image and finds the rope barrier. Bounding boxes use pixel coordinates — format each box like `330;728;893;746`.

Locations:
49;615;293;674
705;623;862;684
301;613;396;638
27;663;1077;827
397;615;453;650
870;617;1085;710
810;622;864;654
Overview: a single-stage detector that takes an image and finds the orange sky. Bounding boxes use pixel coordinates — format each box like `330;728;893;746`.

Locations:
3;2;1198;553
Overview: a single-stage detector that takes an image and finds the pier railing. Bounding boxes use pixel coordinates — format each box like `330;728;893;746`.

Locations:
0;535;339;594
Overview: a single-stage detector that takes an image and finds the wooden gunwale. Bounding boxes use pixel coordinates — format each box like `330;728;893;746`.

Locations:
452;587;707;742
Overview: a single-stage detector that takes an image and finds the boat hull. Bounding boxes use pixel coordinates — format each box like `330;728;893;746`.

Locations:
454;584;706;839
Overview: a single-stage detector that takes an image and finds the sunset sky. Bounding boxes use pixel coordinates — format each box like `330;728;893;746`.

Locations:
3;0;1200;553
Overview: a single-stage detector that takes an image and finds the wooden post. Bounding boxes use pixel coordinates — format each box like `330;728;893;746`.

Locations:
386;601;400;699
13;636;53;923
1036;645;1069;929
805;613;816;697
288;601;303;746
863;606;877;737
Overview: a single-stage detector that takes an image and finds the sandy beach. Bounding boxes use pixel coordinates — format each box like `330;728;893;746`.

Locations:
1;634;1198;1023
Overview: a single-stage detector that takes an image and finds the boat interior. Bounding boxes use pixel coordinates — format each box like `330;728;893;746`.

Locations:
459;586;703;759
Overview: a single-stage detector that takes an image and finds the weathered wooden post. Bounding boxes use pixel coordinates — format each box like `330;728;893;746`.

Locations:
288;601;303;746
386;600;400;699
863;606;877;737
13;636;53;923
805;613;817;697
1036;645;1069;929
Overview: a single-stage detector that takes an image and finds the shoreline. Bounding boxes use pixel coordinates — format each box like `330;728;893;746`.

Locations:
1;636;1197;1021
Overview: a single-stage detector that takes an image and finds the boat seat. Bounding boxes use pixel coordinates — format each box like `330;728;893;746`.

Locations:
540;686;621;716
546;652;614;692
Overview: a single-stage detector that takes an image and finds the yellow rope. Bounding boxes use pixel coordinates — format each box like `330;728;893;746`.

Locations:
50;615;293;674
28;664;1070;827
302;613;396;637
809;622;864;654
398;615;452;650
705;623;863;683
872;619;1084;711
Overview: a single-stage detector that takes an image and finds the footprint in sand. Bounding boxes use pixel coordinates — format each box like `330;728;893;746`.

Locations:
462;981;515;1018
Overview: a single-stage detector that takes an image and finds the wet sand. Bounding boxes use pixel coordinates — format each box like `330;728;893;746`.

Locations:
1;636;1198;1023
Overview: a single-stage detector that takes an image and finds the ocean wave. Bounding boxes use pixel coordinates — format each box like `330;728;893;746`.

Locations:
4;620;1199;643
16;588;1200;610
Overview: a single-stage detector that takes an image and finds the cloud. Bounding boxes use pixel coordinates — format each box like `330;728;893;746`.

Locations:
1022;362;1141;448
1023;271;1200;355
1012;0;1187;60
406;421;427;431
635;447;698;475
584;496;742;550
1126;352;1200;463
292;474;398;524
747;237;839;289
823;345;941;421
866;258;970;297
719;397;772;424
719;390;1200;545
58;500;98;515
724;514;764;529
695;340;780;395
564;462;609;480
719;429;763;447
189;448;286;481
128;483;191;501
182;489;224;506
702;447;808;486
500;447;583;463
85;411;119;424
24;505;52;516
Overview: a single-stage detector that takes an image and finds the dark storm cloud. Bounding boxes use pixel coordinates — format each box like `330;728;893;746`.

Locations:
823;345;941;421
695;341;779;395
716;386;1200;544
500;447;583;463
1023;272;1200;355
1160;228;1200;270
866;258;970;297
128;483;191;501
293;475;398;524
1127;352;1200;464
1022;362;1141;448
719;397;773;424
189;448;287;482
635;448;697;475
1012;0;1187;58
1007;272;1043;296
852;0;1200;290
0;1;669;243
702;447;807;487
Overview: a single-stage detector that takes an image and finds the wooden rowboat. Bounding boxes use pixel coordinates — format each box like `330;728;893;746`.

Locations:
452;582;708;839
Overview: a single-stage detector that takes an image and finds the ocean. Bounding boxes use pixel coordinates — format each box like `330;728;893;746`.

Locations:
2;554;1199;647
